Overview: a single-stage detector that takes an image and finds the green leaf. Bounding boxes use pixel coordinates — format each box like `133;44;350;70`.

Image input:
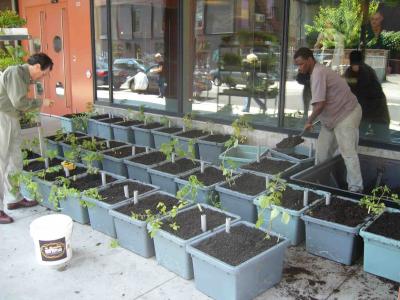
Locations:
270;208;280;221
281;212;291;225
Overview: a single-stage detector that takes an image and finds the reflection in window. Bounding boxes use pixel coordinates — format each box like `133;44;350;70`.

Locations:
285;0;400;145
188;0;284;127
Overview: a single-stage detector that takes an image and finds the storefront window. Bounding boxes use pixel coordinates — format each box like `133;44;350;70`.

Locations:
188;0;284;127
110;0;179;113
94;0;110;102
285;0;400;145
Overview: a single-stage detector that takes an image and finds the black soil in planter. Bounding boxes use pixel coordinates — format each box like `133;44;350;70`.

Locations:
154;158;200;175
274;150;309;160
200;134;231;144
176;130;208;139
23;158;64;172
366;212;400;240
279;187;321;211
276;136;304;149
222;173;265;196
139;122;162;130
194;223;280;266
116;120;142;127
68;173;117;191
104;146;145;158
98;181;154;204
242;157;295;175
306;197;369;227
64;136;104;146
81;140;125;151
181;167;224;186
23;149;40;160
62;113;87;119
161;207;227;240
99;117;124;124
40;166;86;181
129;151;166;165
90;114;110;120
155;127;182;134
115;193;180;220
46;132;85;142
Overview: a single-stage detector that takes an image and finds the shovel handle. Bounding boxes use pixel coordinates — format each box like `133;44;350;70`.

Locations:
299;120;320;137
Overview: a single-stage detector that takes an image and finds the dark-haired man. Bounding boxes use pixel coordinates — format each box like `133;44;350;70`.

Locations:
0;53;54;224
294;47;363;193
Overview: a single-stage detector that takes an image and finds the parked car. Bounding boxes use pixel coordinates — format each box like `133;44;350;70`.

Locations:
95;61;109;87
112;58;146;90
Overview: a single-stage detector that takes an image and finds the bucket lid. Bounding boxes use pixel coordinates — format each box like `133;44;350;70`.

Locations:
30;214;73;235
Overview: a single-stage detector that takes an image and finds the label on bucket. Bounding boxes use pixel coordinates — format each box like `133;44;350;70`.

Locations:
39;237;67;261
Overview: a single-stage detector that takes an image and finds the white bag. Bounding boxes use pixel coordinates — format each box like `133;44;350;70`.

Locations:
133;71;148;91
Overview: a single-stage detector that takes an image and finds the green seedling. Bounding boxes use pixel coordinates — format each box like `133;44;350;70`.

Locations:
176;175;204;203
81;151;103;174
360;185;400;215
109;239;120;248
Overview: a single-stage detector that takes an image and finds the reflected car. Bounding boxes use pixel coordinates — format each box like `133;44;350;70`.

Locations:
96;61;109;87
112;58;146;90
209;68;247;87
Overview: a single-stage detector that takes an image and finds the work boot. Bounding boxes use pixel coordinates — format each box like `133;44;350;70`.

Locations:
0;210;13;224
7;199;38;210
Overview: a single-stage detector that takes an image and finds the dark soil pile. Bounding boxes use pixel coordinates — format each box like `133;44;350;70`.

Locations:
103;146;145;158
41;166;86;182
306;197;369;227
138;122;162;130
115;120;142;127
241;157;295;175
129;151;166;165
176;130;208;139
366;212;400;241
68;173;117;191
90;114;110;120
222;173;266;196
116;192;180;220
23;149;40;160
194;223;281;266
99;181;155;204
155;127;182;134
181;167;224;186
23;158;63;172
161;207;228;240
154;158;199;175
200;134;231;144
99;117;124;124
276;135;304;149
279;188;322;210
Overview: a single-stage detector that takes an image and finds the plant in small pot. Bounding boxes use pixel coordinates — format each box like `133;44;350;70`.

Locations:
187;220;290;300
150;199;240;279
131;113;163;148
254;176;328;245
96;114;125;139
49;167;124;224
151;116;183;149
102;145;146;177
359;186;400;282
175;164;225;205
0;10;27;35
82;179;158;237
301;193;371;265
216;172;267;223
124;147;166;183
109;191;188;257
148;139;201;194
174;113;209;158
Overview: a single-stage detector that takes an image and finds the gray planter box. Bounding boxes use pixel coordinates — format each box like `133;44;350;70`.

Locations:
87;114;110;136
219;145;268;168
148;159;202;195
253;184;328;245
109;191;180;257
124;150;164;183
216;174;266;223
175;166;224;204
102;146;136;177
197;137;228;165
83;180;158;237
187;221;290;300
239;156;299;180
151;127;182;149
60;114;87;133
301;197;368;265
151;204;240;279
45;138;63;157
174;132;209;159
111;120;143;143
96;117;124;140
132;123;163;148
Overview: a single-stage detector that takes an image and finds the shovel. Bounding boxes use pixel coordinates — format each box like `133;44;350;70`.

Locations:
275;120;320;154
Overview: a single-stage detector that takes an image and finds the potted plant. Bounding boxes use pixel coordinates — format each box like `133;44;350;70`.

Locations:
359;186;400;282
87;113;110;137
239;155;298;179
59;112;90;133
44;130;86;157
150;203;240;279
151;116;182;149
109;191;187;257
0;10;27;35
301;194;370;265
131;108;163;147
82;179;158;237
187;221;290;300
124;149;166;183
102;145;146;177
80;138;126;170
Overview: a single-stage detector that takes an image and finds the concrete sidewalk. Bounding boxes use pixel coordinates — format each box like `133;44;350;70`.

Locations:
1;115;398;300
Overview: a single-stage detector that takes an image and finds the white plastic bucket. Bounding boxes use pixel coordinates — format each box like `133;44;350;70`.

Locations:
30;214;73;266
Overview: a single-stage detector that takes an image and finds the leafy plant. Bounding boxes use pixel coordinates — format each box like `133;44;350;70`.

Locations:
81;151;103;174
71;113;90;132
81;137;105;151
367;30;400;52
80;187;104;208
160;116;171;127
359;185;400;215
160;138;179;162
255;176;290;239
0;10;26;28
137;105;146;122
176;175;204;203
109;239;119;248
182;113;194;131
144;114;154;125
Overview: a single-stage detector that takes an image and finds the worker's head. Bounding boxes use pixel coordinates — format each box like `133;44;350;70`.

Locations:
27;53;54;81
349;50;363;72
294;47;315;75
370;12;384;30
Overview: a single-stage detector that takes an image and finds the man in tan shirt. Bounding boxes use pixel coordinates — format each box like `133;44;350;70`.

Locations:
294;47;363;193
0;53;54;224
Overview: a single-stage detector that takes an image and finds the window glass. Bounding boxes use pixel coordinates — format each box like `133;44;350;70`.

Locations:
188;0;284;127
94;0;110;102
110;0;179;113
286;0;400;145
